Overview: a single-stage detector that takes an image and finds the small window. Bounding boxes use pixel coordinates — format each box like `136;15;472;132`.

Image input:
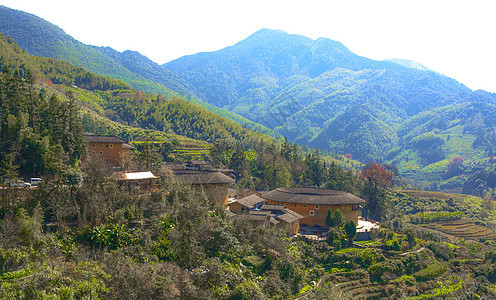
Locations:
315;205;319;209
309;210;314;216
294;203;296;207
92;144;95;148
110;144;113;148
99;151;103;155
303;204;307;208
106;144;108;148
315;212;319;216
92;151;95;155
100;144;103;148
105;159;109;162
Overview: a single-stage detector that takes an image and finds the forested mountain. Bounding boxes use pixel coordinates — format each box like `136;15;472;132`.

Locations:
0;32;287;178
0;5;277;136
2;4;496;191
163;28;475;162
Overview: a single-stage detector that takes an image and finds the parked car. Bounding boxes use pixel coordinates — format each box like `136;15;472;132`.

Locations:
30;178;42;186
11;181;31;188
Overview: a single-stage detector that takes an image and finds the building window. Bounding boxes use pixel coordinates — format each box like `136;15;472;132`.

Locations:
309;210;314;216
106;144;108;148
99;151;103;155
92;144;95;148
110;144;113;148
315;212;319;216
303;204;307;208
92;151;95;155
105;159;109;162
315;205;319;209
100;144;103;148
294;204;296;207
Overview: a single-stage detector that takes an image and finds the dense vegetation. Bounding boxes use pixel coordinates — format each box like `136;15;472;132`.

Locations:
163;29;496;191
1;14;496;298
163;29;474;161
0;5;278;136
2;156;496;299
0;68;86;180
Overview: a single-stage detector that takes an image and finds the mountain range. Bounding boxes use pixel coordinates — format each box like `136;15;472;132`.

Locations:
1;5;496;190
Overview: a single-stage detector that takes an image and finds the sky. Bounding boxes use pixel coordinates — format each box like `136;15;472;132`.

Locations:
2;0;496;92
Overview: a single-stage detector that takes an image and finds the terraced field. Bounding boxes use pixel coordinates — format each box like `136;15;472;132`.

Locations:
302;271;392;300
420;220;496;240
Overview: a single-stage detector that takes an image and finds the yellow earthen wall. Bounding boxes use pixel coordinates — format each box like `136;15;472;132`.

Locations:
88;142;125;166
265;200;359;227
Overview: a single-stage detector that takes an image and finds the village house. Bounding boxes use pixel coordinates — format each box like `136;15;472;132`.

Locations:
229;194;265;213
228;188;262;200
229;194;303;235
185;160;208;170
262;187;365;227
84;134;134;167
110;171;159;192
172;169;235;207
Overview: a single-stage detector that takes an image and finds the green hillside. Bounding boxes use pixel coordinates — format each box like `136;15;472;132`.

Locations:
2;5;495;191
164;29;472;162
0;5;279;137
0;32;279;164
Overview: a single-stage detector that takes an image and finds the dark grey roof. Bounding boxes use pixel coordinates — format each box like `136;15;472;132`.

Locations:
173;170;235;185
235;194;265;209
85;134;128;144
260;204;285;212
276;208;304;223
263;187;365;205
243;215;269;222
249;210;271;216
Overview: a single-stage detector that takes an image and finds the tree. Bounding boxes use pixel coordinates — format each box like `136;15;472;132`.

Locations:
361;163;393;221
325;209;333;227
334;209;345;228
344;220;357;244
305;148;325;187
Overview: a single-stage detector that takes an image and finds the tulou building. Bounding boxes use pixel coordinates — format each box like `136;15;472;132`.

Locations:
84;134;134;167
262;187;365;227
172;169;235;207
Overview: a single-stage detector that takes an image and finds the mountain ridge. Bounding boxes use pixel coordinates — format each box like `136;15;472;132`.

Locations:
2;6;496;190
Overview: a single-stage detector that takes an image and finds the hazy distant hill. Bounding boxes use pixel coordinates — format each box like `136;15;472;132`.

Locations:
385;58;433;71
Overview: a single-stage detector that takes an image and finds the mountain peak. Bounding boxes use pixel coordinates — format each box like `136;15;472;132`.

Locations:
385;58;432;71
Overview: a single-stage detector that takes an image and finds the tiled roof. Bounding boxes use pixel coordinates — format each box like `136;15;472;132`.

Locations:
260;204;285;212
85;134;128;144
235;194;265;209
110;171;158;180
263;187;365;205
276;208;304;223
172;169;235;185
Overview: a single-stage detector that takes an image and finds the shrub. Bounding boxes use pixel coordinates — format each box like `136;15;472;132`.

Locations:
369;260;404;282
414;261;447;282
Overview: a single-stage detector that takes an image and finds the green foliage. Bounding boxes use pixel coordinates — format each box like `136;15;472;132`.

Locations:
369;260;404;282
326;208;346;228
413;260;448;282
344;220;357;241
0;67;86;179
410;211;464;224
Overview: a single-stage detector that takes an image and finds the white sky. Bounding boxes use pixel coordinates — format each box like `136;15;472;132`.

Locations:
2;0;496;92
